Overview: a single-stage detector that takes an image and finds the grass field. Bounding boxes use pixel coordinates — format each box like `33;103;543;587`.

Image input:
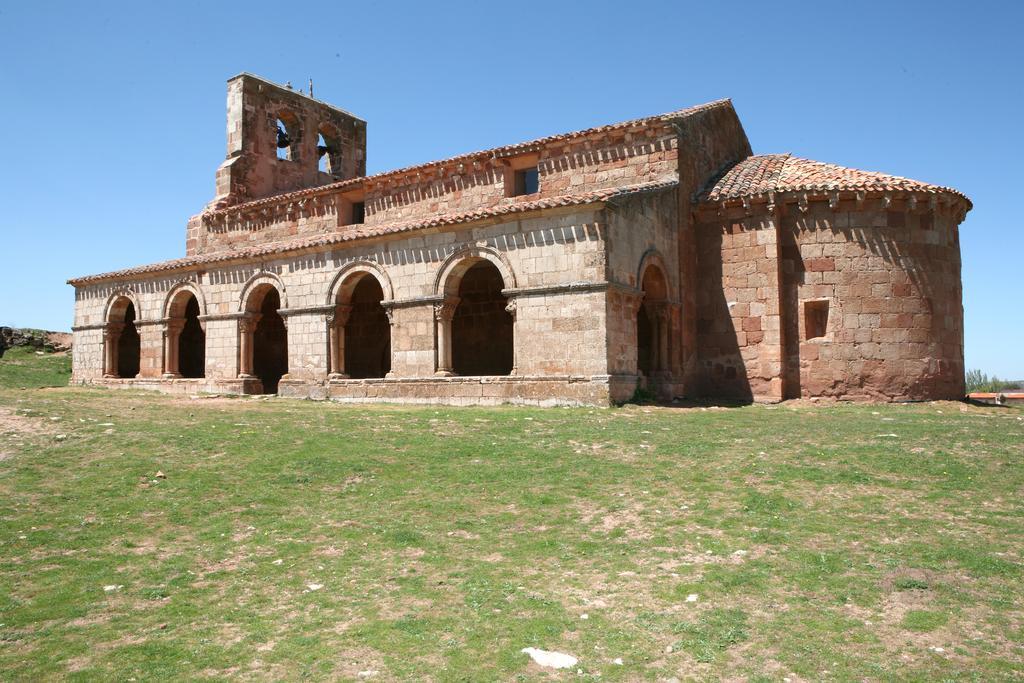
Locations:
1;347;1022;680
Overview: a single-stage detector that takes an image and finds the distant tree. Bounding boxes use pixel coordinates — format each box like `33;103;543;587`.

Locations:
966;369;1023;393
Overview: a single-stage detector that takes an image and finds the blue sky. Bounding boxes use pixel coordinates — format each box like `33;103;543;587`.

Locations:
1;1;1021;377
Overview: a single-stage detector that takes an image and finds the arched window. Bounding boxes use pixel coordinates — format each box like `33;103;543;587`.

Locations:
274;111;300;161
317;125;341;175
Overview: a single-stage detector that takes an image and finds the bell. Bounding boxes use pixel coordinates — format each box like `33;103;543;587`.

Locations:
317;145;328;158
276;126;291;149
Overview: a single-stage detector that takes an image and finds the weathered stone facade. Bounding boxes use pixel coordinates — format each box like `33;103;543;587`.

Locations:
68;73;971;405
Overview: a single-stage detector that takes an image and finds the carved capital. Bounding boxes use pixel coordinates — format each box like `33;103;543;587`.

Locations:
103;323;125;340
434;297;460;322
504;298;517;319
237;315;258;334
164;318;186;333
627;292;645;316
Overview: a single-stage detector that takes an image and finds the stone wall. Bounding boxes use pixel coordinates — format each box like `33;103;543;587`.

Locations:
364;124;679;225
185;100;751;264
694;194;965;402
603;189;682;398
779;198;965;400
694;209;784;401
72;204;618;403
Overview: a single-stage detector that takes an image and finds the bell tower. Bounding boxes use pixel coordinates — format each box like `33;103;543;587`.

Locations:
210;73;366;208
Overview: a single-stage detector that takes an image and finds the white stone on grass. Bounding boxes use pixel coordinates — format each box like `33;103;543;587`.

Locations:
685;594;699;602
521;647;578;669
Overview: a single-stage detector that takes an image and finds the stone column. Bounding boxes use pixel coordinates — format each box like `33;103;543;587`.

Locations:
504;297;518;375
162;318;185;378
238;315;259;378
102;323;123;378
278;314;290;381
433;297;459;376
327;305;353;379
383;307;396;379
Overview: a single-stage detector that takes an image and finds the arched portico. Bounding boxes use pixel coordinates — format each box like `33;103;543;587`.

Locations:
162;283;206;379
434;248;516;376
103;291;141;378
239;277;288;394
326;263;393;379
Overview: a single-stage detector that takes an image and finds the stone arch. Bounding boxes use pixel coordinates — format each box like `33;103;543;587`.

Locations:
434;246;517;298
238;274;288;394
326;260;394;305
326;262;393;379
636;251;671;377
163;282;206;379
163;281;207;320
104;289;142;324
274;109;301;161
637;249;671;300
239;271;288;313
433;247;516;377
317;122;342;175
103;290;141;379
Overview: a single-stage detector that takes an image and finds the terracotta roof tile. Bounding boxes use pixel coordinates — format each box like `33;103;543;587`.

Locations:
69;178;678;285
701;154;971;207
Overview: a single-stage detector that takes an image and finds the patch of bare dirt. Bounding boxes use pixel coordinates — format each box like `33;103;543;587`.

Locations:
576;498;654;540
0;406;59;459
446;529;480;540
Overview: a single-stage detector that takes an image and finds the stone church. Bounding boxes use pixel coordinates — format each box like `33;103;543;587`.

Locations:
68;73;971;405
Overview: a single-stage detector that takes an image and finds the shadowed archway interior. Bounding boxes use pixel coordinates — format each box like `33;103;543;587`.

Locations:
637;303;653;375
178;295;205;378
252;288;288;393
452;260;513;376
344;275;391;379
117;302;141;378
637;264;669;376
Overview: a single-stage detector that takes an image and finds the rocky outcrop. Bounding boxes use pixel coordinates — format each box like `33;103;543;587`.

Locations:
0;328;72;357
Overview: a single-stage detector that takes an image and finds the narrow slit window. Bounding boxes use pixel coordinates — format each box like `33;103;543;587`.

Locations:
513;167;539;196
804;300;829;340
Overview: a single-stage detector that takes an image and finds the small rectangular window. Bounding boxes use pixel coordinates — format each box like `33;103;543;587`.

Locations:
513;167;539;196
351;202;365;224
804;300;829;340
